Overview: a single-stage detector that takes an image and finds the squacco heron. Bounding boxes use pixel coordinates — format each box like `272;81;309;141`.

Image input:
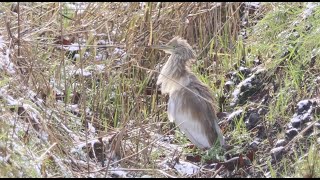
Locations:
151;37;225;149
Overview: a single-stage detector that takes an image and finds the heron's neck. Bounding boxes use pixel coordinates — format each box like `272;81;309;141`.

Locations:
164;54;188;78
157;54;192;95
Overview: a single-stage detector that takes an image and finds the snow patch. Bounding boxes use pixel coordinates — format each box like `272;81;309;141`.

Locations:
64;43;81;51
95;64;105;73
297;99;311;112
174;161;200;176
65;2;88;14
113;48;126;58
246;2;260;8
75;68;92;77
227;109;243;121
110;169;128;178
0;38;16;74
231;68;265;106
88;122;96;135
302;2;318;19
0;36;5;49
73;53;80;60
65;64;106;78
225;80;234;86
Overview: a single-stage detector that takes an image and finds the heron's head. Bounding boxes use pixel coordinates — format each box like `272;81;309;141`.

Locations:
151;37;196;60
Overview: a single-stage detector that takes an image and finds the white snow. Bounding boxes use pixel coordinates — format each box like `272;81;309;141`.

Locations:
75;68;91;77
231;74;254;105
113;48;125;56
174;161;200;176
65;2;88;14
0;86;51;143
225;81;234;86
87;122;96;135
246;2;260;8
73;53;80;60
275;139;286;146
297;99;310;110
0;37;16;74
227;109;243;121
231;68;266;106
64;43;81;51
65;64;106;78
139;2;147;9
0;35;5;49
97;40;107;45
239;66;247;71
95;64;105;73
231;88;241;103
302;2;318;19
270;146;284;154
292;3;320;26
95;54;103;61
110;169;128;178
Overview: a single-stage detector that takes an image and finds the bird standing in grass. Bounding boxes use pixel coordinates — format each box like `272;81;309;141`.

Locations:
151;37;225;149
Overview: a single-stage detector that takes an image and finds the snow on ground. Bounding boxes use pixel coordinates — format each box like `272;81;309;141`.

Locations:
301;2;319;19
227;109;243;121
0;36;15;74
174;161;200;176
231;68;266;106
65;2;88;13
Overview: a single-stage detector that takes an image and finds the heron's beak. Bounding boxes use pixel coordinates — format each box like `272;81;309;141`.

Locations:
149;45;173;52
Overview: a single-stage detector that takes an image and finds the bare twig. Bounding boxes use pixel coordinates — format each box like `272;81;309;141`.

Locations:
36;142;57;162
17;2;21;57
212;165;224;178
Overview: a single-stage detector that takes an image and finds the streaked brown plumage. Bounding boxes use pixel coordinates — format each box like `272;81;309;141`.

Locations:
151;37;225;149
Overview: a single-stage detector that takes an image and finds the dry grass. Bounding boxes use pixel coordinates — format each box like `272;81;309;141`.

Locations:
0;2;253;177
2;2;318;178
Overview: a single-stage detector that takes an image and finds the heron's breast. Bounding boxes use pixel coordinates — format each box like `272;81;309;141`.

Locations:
157;76;191;95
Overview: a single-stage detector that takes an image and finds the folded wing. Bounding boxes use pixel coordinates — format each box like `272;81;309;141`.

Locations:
168;76;224;149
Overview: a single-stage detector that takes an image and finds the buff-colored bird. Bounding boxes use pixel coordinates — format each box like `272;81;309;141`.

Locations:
151;37;225;149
